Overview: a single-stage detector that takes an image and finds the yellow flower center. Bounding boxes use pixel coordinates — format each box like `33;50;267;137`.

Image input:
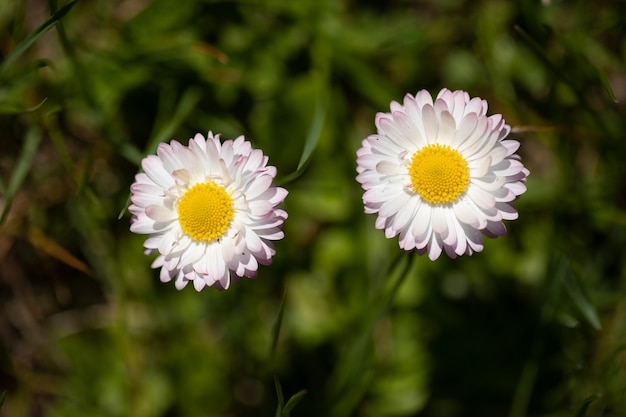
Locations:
176;182;234;242
408;144;470;204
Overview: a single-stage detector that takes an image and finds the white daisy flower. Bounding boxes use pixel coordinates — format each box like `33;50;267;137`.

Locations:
356;89;529;260
129;132;288;291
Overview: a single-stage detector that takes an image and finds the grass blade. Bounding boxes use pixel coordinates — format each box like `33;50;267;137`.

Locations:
270;289;287;364
145;87;203;155
277;91;327;185
282;389;307;417
0;127;43;227
575;393;601;417
0;97;48;115
273;375;285;417
27;228;93;276
563;263;602;330
595;66;618;103
0;0;78;74
327;252;414;416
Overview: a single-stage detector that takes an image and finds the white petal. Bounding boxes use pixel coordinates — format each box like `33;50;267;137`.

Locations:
427;235;443;260
145;204;177;222
421;105;439;145
451;113;478;149
193;278;206;292
376;160;406;176
453;199;484;228
390;196;419;233
437;110;456;145
431;206;449;234
467;185;496;210
411;201;432;239
142;155;174;189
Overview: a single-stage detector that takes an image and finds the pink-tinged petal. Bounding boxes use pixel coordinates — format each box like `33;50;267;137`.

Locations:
390;99;403;113
450;90;471;123
131;182;164;197
392;110;427;149
505;181;527;196
144;234;163;250
174;273;189;290
398;227;417;251
248;199;274;216
245;175;273;199
465;97;487;116
192;278;206;292
415;223;433;250
232;135;252;156
191;133;208;152
496;202;519;220
130;193;166;209
451;113;478;149
463;224;484;252
377;114;416;150
434;96;451;116
464;127;501;162
443;243;458;259
457;116;489;155
484;220;506;237
160;265;176;283
255;186;287;206
441;209;458;246
414;90;434;107
379;190;411;218
501;139;521;155
130;215;158;234
375;215;388;230
493;159;527;176
158;230;179;255
451;216;468;256
155;142;179;172
390;197;419;234
435;88;453;103
142;155;175;189
218;272;231;290
244;229;264;254
132;172;154;186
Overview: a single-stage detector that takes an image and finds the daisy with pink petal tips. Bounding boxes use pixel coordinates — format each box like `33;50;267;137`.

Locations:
356;88;529;260
129;132;288;291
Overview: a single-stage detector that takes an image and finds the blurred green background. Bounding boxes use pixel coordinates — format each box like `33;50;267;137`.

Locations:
1;0;625;416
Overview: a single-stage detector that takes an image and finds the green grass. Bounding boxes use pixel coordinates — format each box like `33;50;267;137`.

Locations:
1;0;625;416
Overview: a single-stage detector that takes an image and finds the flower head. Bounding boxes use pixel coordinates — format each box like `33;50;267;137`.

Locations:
129;132;288;291
356;89;528;260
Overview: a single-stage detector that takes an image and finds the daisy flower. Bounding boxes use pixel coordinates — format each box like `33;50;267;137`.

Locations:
129;132;288;291
356;88;528;260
